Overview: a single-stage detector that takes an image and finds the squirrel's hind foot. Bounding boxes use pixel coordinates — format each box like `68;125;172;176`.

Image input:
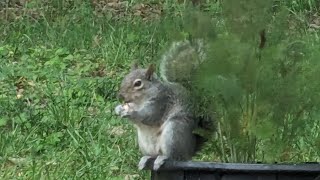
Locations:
138;156;153;170
153;155;168;171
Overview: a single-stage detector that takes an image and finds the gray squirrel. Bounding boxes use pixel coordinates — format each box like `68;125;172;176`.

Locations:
114;39;214;171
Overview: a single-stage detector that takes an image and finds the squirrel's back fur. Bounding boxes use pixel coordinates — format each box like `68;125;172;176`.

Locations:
159;39;213;152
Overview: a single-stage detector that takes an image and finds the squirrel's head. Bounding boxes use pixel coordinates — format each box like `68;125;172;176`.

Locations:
118;63;158;104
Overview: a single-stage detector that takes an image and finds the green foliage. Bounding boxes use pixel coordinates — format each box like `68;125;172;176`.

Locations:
192;0;320;163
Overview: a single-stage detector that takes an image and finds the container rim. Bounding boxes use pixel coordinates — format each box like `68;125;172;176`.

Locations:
144;159;320;173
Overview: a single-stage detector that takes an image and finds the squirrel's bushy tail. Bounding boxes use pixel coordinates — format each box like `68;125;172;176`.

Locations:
159;39;206;84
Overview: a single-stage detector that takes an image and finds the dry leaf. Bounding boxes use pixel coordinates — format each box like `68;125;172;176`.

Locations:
16;89;24;99
124;174;139;180
109;126;125;136
309;24;320;29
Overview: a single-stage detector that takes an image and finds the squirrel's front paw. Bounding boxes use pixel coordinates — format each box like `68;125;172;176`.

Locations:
114;105;123;115
114;104;131;118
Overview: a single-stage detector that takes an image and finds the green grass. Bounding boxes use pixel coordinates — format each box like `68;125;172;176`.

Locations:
1;0;320;179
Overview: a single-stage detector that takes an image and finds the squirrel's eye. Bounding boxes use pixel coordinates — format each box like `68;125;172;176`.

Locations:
134;81;141;87
133;79;143;88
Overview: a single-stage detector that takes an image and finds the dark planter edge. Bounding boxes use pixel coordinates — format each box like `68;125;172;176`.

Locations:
144;159;320;174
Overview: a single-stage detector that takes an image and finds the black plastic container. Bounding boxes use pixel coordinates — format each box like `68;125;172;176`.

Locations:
145;160;320;180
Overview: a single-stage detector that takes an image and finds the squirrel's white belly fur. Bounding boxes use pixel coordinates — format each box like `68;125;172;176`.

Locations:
136;124;161;156
136;120;175;157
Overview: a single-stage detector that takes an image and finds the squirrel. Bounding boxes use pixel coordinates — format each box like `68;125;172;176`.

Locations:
114;39;214;171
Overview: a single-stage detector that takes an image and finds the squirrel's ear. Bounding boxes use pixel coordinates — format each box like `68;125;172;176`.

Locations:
145;64;155;81
131;62;139;70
